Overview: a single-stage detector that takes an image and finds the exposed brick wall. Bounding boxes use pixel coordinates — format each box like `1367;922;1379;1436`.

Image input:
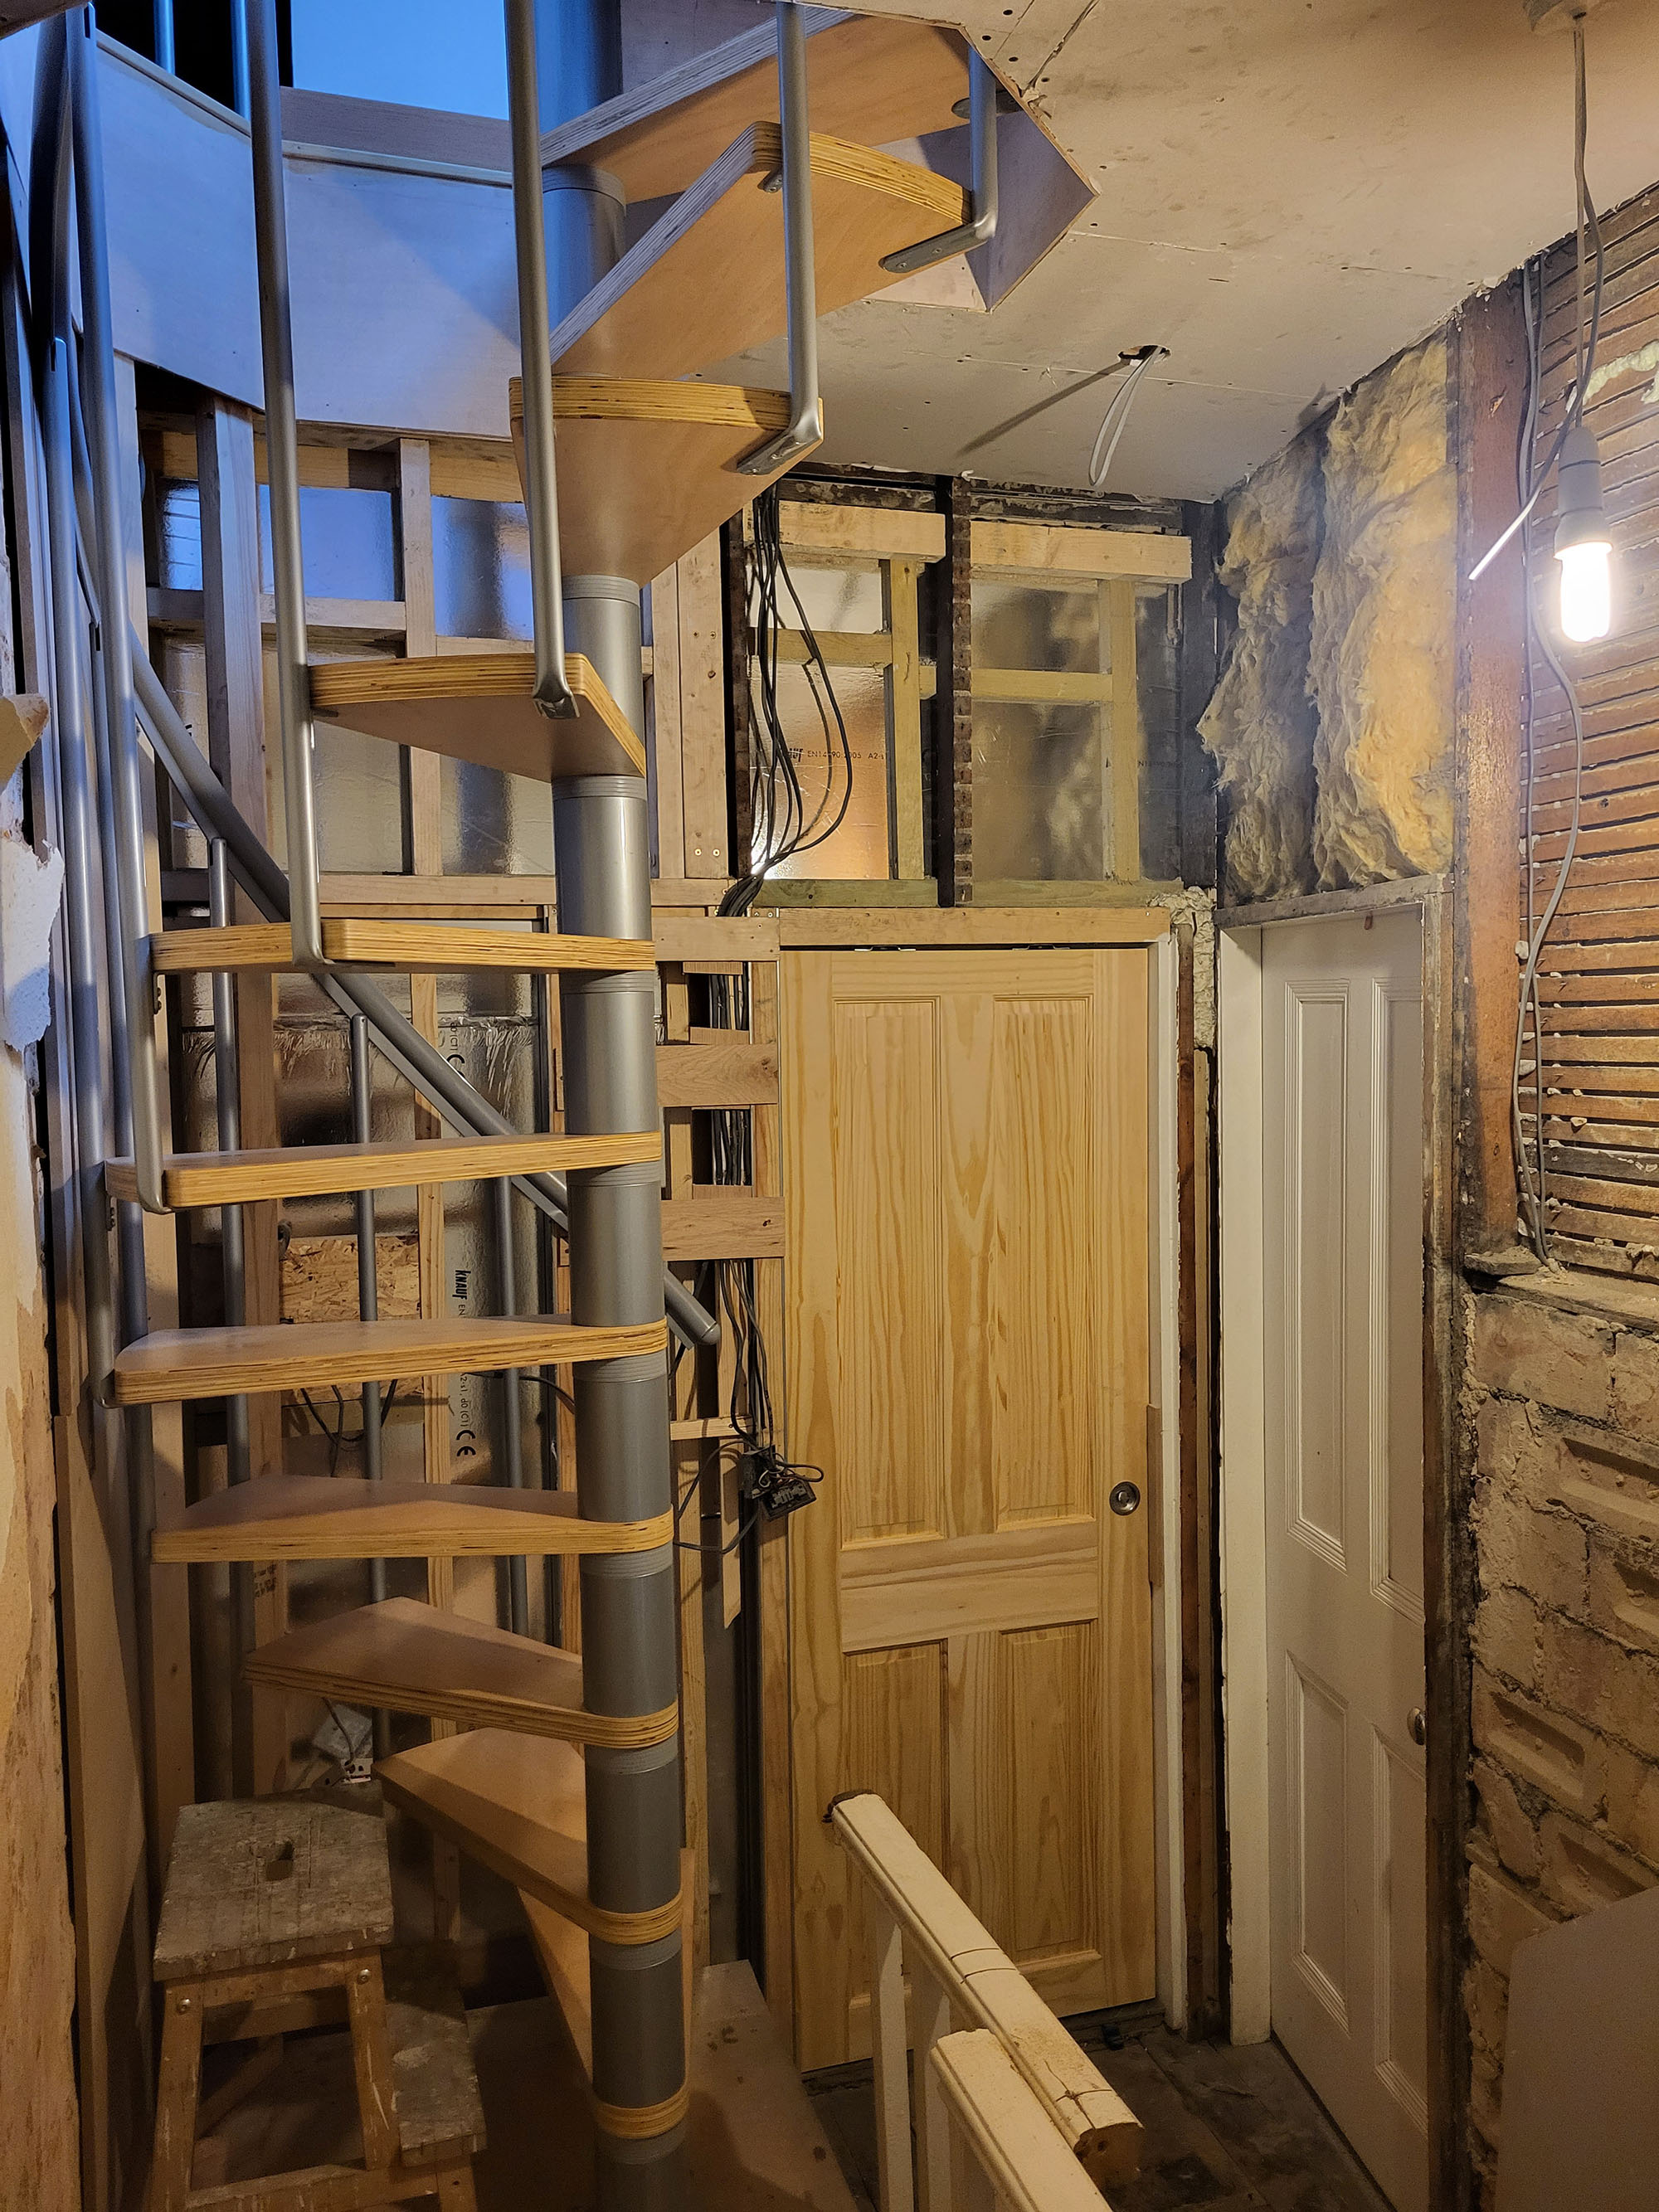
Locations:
1463;1285;1659;2200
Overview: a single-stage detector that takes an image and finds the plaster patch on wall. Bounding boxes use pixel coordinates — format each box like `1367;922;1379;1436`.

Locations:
1310;338;1455;887
1585;341;1659;406
1197;434;1321;901
0;831;64;1052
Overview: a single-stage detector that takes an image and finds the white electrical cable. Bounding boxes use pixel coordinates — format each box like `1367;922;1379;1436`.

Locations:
1507;16;1603;1262
1087;347;1168;489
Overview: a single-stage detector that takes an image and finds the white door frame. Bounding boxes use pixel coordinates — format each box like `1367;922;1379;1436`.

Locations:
1216;880;1448;2049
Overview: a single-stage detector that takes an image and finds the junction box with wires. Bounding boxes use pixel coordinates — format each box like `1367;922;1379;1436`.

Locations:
737;1441;819;1521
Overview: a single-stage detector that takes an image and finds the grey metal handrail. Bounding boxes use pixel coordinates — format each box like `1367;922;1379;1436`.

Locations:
244;0;324;965
738;2;822;475
505;0;576;717
880;49;1000;277
68;13;168;1214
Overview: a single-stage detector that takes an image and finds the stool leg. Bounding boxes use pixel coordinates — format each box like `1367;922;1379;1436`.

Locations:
151;1984;205;2212
344;1952;400;2171
435;2166;479;2209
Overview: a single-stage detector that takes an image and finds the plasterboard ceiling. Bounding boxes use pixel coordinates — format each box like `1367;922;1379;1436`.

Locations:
703;0;1659;503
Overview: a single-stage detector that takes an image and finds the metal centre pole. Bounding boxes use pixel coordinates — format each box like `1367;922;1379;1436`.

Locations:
516;2;685;2200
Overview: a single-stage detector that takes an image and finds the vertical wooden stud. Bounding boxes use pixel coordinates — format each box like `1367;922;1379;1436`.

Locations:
888;557;926;880
398;444;461;1934
749;956;795;2035
399;438;437;659
119;352;197;1840
650;564;686;881
678;533;728;882
664;960;711;1968
726;514;754;879
939;480;974;907
1109;579;1141;883
199;393;289;1792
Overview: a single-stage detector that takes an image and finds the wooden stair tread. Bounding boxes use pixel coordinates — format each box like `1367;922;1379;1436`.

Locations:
384;1942;487;2161
245;1597;674;1750
377;1729;594;1931
552;124;963;386
106;1128;659;1208
521;1891;593;2078
153;1475;669;1564
310;649;644;780
153;1796;393;1982
521;1841;696;2095
114;1315;667;1406
539;13;966;202
150;917;654;974
508;377;811;586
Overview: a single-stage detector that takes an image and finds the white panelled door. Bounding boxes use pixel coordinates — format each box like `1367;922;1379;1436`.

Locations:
1262;911;1428;2212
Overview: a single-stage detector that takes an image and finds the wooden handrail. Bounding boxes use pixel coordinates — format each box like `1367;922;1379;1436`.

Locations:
830;1791;1142;2200
931;2030;1112;2212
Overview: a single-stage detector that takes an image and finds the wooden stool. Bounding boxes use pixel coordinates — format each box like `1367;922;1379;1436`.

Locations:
150;1796;484;2210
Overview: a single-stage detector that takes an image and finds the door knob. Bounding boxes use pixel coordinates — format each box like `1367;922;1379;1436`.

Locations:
1408;1708;1427;1748
1109;1480;1142;1517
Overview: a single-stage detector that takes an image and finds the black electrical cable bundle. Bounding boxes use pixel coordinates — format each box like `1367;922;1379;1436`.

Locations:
1508;18;1604;1262
669;965;820;1560
719;486;854;917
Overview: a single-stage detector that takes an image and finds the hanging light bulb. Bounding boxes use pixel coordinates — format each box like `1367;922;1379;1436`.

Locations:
1554;421;1613;642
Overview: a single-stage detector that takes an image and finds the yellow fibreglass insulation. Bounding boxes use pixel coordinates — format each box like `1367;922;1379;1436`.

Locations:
1309;337;1455;886
1197;435;1321;902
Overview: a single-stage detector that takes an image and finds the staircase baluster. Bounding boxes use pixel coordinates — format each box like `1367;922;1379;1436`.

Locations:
880;48;1002;276
67;15;168;1214
242;0;324;966
737;2;822;477
209;841;252;1491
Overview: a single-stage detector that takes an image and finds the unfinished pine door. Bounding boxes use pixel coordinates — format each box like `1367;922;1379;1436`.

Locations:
783;946;1155;2069
1262;912;1428;2212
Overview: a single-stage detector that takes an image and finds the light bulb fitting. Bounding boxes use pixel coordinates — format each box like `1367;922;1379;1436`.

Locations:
1554;421;1613;641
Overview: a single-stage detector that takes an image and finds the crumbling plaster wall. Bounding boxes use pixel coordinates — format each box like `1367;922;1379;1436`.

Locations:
1200;335;1455;898
1462;1287;1659;2203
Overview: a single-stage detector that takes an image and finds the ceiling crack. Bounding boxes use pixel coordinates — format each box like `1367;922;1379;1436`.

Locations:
1018;0;1103;97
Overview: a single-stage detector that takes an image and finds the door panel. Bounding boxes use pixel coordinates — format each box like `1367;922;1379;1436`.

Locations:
1263;912;1428;2212
785;946;1155;2068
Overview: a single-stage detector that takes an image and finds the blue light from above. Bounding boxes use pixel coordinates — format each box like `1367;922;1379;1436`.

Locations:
289;0;508;119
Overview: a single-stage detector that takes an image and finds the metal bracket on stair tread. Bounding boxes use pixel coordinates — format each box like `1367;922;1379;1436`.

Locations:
737;2;823;476
880;49;1000;276
506;0;577;719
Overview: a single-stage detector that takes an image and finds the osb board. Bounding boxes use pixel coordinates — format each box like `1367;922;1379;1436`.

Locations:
282;1232;421;1323
0;1054;79;2210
